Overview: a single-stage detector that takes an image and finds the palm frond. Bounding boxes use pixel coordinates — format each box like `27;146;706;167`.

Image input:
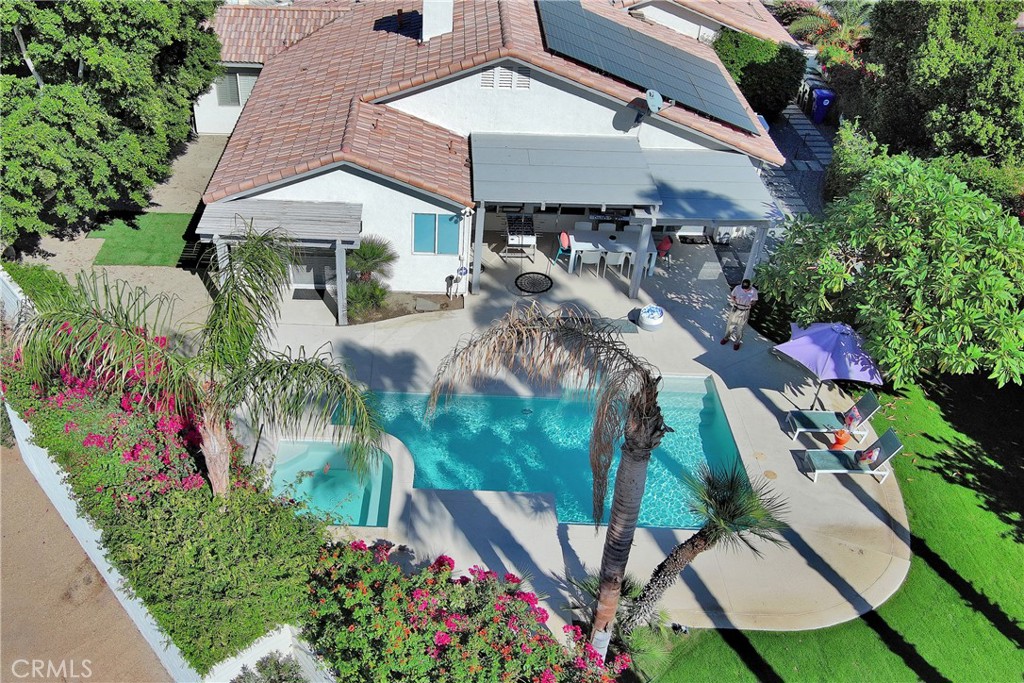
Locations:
225;345;384;479
427;302;663;522
14;271;198;405
200;221;294;372
683;463;789;556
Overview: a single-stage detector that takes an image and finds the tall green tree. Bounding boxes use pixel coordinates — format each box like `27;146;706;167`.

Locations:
713;29;805;119
622;463;787;634
789;0;873;49
759;155;1024;387
427;303;671;656
865;0;1024;162
0;0;221;246
15;227;384;497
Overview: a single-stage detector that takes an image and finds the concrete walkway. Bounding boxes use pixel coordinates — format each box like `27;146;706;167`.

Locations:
269;237;911;632
1;445;171;683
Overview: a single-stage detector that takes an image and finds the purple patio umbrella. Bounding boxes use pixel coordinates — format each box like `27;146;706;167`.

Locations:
774;322;883;408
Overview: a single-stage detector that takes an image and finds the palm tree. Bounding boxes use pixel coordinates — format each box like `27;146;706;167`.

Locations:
348;235;399;283
790;0;872;49
621;463;788;634
427;302;672;654
15;224;383;497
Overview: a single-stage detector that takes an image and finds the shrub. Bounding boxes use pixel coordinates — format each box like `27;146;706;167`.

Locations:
1;355;329;674
930;155;1024;221
347;278;389;320
0;261;71;308
713;30;805;119
303;542;631;682
231;653;306;683
768;0;819;25
348;236;399;282
823;120;888;201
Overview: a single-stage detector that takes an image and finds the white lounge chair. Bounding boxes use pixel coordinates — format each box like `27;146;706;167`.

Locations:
785;391;881;442
804;428;903;483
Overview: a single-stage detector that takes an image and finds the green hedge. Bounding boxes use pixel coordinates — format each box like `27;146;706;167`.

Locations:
713;29;805;119
1;261;71;304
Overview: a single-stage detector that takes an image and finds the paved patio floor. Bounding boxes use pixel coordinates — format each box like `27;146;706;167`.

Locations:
269;234;911;632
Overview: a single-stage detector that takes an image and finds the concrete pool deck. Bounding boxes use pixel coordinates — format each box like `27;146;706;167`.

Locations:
269;236;911;633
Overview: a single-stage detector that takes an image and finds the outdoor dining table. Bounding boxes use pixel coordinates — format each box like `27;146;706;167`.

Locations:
567;231;657;276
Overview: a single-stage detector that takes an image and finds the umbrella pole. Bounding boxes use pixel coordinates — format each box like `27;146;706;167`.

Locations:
811;380;825;410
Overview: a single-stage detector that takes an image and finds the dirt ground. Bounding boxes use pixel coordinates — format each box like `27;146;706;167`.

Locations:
351;291;465;324
0;445;171;683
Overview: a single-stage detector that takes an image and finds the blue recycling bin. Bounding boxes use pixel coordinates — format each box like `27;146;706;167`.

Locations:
811;88;835;124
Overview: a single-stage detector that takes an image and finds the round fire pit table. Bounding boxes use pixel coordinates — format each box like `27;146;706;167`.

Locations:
637;304;665;331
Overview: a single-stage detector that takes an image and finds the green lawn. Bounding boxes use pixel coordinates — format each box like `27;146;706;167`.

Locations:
88;213;192;266
640;376;1024;682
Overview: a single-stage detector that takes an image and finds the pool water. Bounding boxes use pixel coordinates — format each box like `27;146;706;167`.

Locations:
272;441;393;526
375;376;739;528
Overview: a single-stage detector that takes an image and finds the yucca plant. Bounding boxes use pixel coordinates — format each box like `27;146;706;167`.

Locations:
621;463;788;634
428;302;672;656
14;223;383;497
348;235;398;283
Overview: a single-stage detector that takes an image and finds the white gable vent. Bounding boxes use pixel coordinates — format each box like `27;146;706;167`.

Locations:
480;68;495;89
497;66;514;89
514;65;531;89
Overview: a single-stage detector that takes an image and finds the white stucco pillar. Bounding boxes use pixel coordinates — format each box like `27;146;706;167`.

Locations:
743;223;769;283
470;201;486;294
628;218;653;300
335;240;348;326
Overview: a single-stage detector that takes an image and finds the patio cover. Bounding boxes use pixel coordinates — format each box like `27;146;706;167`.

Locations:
471;134;778;225
641;149;780;225
471;134;658;206
197;199;363;245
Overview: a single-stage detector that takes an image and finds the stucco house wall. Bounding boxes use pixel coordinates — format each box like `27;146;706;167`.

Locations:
241;166;471;294
633;2;722;42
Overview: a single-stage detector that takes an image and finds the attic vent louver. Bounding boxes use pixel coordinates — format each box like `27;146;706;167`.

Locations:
480;68;495;88
497;66;514;89
514;65;531;89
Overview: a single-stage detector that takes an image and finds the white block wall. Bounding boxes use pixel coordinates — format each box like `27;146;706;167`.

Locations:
635;2;722;42
194;86;245;135
387;60;710;150
249;167;471;293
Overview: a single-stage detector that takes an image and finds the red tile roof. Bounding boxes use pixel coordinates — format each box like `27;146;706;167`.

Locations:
623;0;796;46
213;5;348;63
204;0;784;206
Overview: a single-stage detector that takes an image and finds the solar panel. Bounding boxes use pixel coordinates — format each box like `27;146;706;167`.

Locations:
536;0;759;134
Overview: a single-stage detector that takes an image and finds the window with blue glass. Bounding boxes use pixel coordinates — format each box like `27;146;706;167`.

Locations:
412;213;460;254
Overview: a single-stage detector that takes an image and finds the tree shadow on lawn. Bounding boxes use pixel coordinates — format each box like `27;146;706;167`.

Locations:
917;373;1024;544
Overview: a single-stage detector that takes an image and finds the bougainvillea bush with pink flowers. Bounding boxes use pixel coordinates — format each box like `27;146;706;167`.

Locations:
303;541;631;682
1;352;328;674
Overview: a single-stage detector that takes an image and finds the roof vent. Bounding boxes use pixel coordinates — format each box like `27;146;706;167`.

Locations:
422;0;453;42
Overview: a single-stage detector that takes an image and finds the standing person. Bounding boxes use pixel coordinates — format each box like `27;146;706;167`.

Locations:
720;279;758;350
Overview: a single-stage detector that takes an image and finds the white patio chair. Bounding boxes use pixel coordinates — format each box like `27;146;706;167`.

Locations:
577;250;604;276
597;222;617;233
574;221;595;232
602;250;630;277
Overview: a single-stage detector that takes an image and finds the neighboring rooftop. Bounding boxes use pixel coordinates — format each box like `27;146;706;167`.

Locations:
213;5;348;63
623;0;797;46
204;0;785;206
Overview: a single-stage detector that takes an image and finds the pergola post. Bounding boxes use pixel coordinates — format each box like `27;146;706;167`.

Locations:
470;201;486;294
335;239;348;326
627;217;653;300
213;236;229;287
742;222;770;283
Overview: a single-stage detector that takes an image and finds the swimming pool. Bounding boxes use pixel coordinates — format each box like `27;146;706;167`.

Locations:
272;441;393;525
272;376;740;528
376;376;739;529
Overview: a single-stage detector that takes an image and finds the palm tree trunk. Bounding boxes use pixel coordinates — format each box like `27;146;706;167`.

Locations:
623;527;713;633
198;415;232;497
591;383;669;649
